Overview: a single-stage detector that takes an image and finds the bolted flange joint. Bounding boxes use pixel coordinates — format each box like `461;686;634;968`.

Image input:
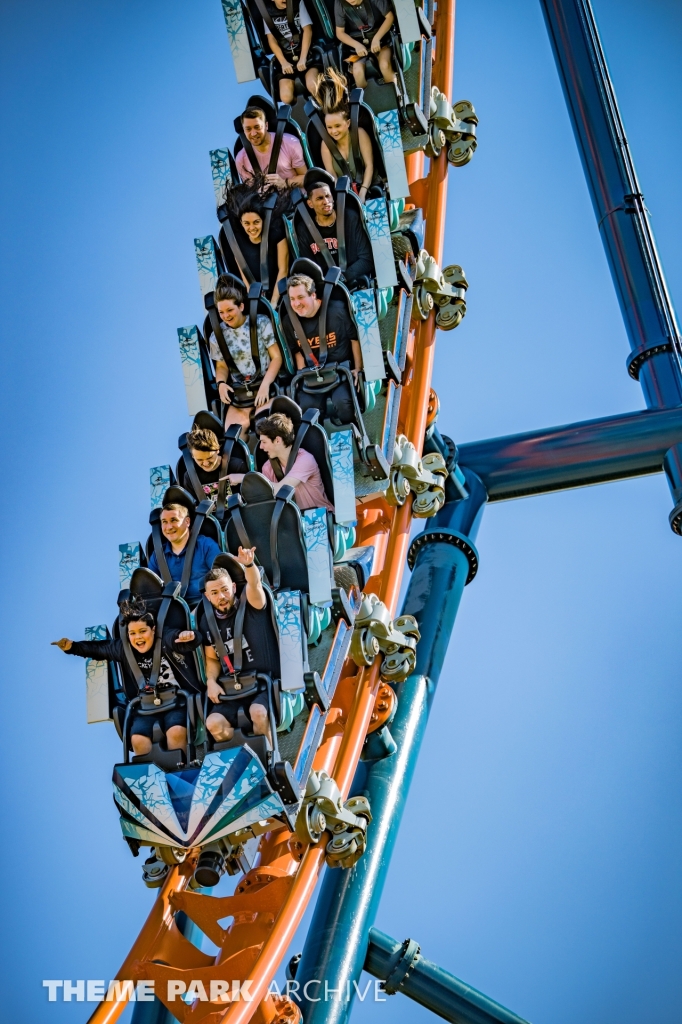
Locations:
294;771;372;870
386;434;448;518
426;88;478;166
412;250;469;331
350;593;421;683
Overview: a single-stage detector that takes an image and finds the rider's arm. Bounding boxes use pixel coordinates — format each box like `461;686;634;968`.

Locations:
263;341;283;386
351;338;363;372
244;561;267;611
299;23;312;65
321;141;335;179
272;240;290;305
55;637;124;661
344;210;374;283
204;643;222;685
165;629;201;652
266;33;290;70
358;128;374;199
372;9;394;46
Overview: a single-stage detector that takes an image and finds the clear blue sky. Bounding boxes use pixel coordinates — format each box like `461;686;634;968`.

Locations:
1;1;681;1022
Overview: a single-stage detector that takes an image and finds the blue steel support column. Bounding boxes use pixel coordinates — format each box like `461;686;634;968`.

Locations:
539;0;682;529
295;470;487;1024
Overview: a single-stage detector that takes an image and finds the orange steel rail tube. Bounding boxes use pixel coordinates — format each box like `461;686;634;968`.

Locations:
87;4;455;1021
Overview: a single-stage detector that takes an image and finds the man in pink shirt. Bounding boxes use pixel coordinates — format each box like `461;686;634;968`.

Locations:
257;412;334;512
235;106;307;190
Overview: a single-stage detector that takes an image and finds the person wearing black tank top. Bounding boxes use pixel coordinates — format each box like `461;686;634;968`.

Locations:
200;548;279;745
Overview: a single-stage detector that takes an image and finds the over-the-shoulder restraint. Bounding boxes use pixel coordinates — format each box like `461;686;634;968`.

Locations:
120;587;173;693
292;187;336;271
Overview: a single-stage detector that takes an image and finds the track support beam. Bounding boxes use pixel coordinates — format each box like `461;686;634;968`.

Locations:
294;470;487;1024
539;0;682;529
364;927;531;1024
458;406;682;501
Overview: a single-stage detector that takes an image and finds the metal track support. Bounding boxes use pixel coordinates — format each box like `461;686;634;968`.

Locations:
364;927;531;1024
294;471;488;1023
539;0;682;529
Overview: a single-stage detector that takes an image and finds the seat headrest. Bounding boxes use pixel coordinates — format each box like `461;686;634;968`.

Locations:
303;167;335;195
128;567;164;599
290;257;324;292
240;471;275;505
191;410;225;440
162;485;197;514
269;395;303;429
212;552;246;587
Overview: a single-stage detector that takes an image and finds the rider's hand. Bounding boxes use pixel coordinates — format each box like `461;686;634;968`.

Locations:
296;58;307;71
237;545;257;567
266;173;287;189
51;638;73;651
281;60;294;75
218;381;233;404
207;679;225;704
355;43;368;57
351;368;361;387
254;382;270;407
370;37;381;53
176;630;195;643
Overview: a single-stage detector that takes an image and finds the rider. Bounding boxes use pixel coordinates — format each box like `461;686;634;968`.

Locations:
147;502;221;609
281;272;363;425
334;0;396;90
52;598;201;757
198;550;281;746
177;426;249;503
257;411;334;511
235;105;307;190
208;277;283;432
311;67;376;201
222;183;291;306
294;169;374;289
260;1;320;105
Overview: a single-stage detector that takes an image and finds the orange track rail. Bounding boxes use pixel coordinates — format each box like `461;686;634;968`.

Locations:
87;4;455;1021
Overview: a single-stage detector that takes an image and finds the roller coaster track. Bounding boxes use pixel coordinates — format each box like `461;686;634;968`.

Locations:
86;3;455;1023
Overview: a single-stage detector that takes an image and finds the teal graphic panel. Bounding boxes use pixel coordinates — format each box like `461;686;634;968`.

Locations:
351;289;385;383
178;326;208;416
150;465;171;510
194;236;219;297
275;590;306;692
220;0;257;83
364;197;398;289
376;109;410;199
210;148;233;208
392;0;421;43
119;542;141;590
302;508;333;606
328;430;357;525
85;624;111;724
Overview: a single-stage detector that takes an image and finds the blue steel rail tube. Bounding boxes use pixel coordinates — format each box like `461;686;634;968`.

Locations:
539;0;682;529
294;471;488;1024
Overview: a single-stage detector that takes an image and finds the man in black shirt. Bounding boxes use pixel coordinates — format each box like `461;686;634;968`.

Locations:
53;599;201;757
281;272;363;425
198;548;280;745
294;172;374;290
334;0;396;89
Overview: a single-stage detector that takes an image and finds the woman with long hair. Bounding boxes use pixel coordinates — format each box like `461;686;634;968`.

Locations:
221;178;291;305
311;67;375;202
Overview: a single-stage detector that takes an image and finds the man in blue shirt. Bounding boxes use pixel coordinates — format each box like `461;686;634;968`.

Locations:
148;502;221;608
